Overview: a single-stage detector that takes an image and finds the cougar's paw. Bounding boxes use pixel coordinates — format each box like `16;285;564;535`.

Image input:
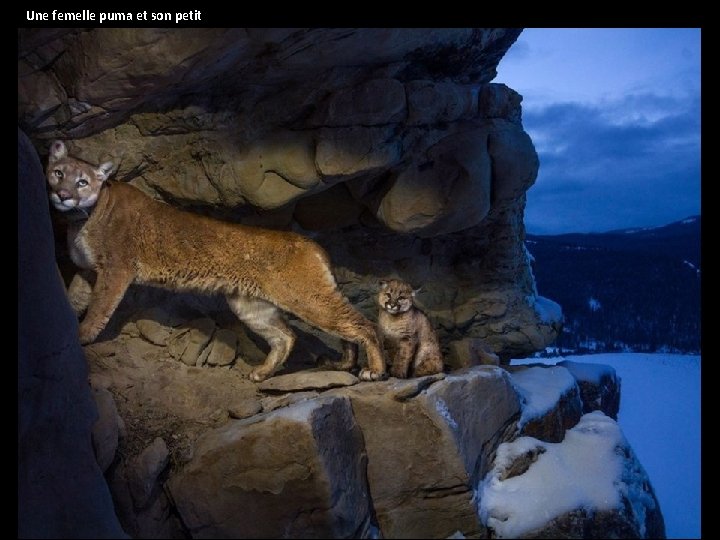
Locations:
358;368;387;382
249;366;273;383
78;323;100;345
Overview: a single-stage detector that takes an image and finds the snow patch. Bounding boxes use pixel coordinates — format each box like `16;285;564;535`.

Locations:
434;398;458;430
524;243;536;263
681;217;697;224
510;366;577;427
558;360;615;385
272;398;321;422
533;296;562;324
478;412;625;538
511;353;700;538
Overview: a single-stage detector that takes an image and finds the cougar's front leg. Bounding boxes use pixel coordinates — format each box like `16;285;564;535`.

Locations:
67;270;96;317
78;268;133;345
389;337;416;379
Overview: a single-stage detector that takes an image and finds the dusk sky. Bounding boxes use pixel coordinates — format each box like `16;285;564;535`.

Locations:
495;28;701;235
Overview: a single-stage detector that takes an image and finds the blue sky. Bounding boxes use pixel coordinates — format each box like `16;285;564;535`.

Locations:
495;28;701;234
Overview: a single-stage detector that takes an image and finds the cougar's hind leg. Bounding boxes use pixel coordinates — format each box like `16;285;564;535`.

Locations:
227;293;296;382
318;340;358;371
413;349;444;377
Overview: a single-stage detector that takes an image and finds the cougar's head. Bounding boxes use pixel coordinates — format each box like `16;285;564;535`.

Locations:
46;140;113;212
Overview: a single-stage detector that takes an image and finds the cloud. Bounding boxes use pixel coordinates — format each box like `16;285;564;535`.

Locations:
522;92;700;234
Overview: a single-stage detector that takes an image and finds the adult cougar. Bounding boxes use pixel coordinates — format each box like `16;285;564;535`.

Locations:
46;140;386;382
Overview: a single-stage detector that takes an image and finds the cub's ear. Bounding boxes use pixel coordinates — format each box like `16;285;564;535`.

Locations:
412;286;422;297
95;161;114;182
49;140;67;163
379;280;389;290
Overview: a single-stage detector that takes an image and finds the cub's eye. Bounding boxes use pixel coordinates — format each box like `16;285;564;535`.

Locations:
53;170;63;179
397;296;405;301
76;178;89;187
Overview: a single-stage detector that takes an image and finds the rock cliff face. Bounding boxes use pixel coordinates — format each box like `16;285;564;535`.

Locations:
78;320;663;538
18;27;561;361
18;126;663;537
18;28;657;539
18;129;125;538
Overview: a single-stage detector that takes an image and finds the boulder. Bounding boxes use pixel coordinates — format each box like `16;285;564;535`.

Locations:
406;80;476;125
128;437;170;509
478;412;665;539
91;386;121;472
18;128;126;538
204;328;238;367
310;78;407;126
329;366;521;538
488;119;540;202
137;318;172;346
168;397;375;538
257;370;359;393
446;337;500;370
478;83;523;124
261;391;321;413
508;365;583;442
315;126;402;178
375;125;492;236
168;318;216;366
559;360;621;419
227;400;263;420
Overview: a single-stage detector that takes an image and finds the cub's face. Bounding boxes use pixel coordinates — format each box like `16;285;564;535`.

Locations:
46;140;113;212
378;279;416;315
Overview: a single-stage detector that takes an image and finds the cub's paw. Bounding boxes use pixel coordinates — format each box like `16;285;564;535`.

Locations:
358;368;387;382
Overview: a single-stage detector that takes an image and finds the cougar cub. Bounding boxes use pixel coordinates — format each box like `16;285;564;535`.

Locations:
377;279;443;378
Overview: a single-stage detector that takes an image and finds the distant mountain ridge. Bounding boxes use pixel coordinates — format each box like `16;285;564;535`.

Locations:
526;216;700;354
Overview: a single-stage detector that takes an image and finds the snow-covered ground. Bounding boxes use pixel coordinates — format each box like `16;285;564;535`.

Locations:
512;353;701;539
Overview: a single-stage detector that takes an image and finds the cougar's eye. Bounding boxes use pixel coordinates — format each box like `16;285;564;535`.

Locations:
54;170;63;179
76;178;89;187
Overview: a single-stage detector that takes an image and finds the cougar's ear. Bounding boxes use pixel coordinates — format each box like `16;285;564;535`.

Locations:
379;280;389;290
49;140;67;163
95;161;114;182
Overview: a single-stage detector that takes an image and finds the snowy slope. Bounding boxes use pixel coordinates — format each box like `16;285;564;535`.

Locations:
511;353;701;539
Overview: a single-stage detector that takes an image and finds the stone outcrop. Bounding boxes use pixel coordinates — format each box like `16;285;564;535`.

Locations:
169;397;375;539
75;327;664;539
326;369;520;538
479;411;665;539
506;365;583;443
17;129;126;538
18;28;562;361
559;359;621;419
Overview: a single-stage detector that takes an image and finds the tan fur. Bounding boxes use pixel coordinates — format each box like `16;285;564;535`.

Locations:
377;279;444;378
46;141;386;382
